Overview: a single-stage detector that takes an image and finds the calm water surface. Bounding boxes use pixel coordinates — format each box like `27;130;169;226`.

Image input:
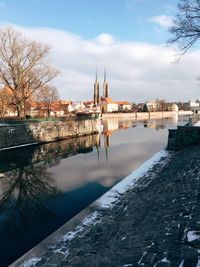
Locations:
0;116;188;266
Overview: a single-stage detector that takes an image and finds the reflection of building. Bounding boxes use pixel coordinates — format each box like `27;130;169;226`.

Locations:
102;119;119;135
143;119;166;130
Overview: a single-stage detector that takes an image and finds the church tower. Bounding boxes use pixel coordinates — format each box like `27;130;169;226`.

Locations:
103;69;109;98
93;69;100;104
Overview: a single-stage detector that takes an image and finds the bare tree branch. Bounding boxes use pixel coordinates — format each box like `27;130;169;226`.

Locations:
0;26;59;117
168;0;200;58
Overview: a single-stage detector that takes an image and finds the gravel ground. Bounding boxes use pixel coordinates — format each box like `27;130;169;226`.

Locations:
34;144;200;267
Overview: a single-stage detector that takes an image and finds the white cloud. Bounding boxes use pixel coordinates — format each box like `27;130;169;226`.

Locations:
0;24;199;102
95;33;115;45
148;15;175;28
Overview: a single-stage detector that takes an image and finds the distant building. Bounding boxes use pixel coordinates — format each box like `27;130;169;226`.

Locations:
117;101;132;112
92;69;133;113
103;69;109;98
171;103;179;112
189;100;199;108
100;97;118;113
93;70;100;105
143;100;157;112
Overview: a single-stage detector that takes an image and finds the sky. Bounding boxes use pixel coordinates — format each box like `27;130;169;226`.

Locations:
0;0;200;102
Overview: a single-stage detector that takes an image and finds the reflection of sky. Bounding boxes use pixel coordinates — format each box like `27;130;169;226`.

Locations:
50;117;187;192
0;116;190;266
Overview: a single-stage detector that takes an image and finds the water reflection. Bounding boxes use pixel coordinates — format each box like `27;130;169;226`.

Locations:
0;163;59;236
0;116;189;266
0;134;100;237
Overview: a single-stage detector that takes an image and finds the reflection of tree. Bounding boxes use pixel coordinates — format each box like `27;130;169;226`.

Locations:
0;162;60;236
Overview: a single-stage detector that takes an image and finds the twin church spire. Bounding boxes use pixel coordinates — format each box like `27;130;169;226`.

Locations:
93;69;109;104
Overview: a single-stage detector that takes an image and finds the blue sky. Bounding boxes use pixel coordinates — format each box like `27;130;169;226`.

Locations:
0;0;178;42
0;0;199;102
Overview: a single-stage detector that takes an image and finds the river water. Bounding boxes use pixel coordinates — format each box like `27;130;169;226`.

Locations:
0;115;188;266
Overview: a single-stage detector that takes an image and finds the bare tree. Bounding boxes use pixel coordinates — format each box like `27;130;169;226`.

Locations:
168;0;200;57
0;88;11;117
38;85;59;117
0;26;59;118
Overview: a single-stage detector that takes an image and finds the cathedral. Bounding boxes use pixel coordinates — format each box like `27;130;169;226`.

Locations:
92;70;131;113
93;69;110;105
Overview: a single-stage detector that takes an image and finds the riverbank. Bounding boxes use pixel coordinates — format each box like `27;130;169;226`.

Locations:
102;110;192;120
0;111;192;151
11;142;200;267
0;118;100;150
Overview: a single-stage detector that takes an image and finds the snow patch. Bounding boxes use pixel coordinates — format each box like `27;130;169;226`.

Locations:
97;149;168;208
161;257;170;263
197;259;200;267
187;231;200;242
19;257;41;267
63;211;99;242
194;121;200;127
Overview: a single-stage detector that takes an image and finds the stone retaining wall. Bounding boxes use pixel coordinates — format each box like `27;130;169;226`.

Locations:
102;111;192;120
167;125;200;150
0;119;100;150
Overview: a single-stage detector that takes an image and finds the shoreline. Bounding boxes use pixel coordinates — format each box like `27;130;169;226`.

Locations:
11;143;200;266
10;149;170;267
101;110;192;120
1;111;191;151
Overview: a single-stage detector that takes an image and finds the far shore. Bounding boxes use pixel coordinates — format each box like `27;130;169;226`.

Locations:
101;110;192;120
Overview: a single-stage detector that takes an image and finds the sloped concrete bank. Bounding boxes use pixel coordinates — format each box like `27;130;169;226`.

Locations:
0;118;100;150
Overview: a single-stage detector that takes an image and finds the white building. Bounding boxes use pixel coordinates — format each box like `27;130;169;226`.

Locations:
189;100;199;108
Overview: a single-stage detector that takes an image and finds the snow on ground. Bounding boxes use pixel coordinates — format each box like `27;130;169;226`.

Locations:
187;231;200;242
18;149;169;267
96;149;168;209
194;121;200;126
63;211;100;242
20;257;41;267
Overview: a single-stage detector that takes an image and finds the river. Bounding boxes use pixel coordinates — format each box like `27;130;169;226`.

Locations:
0;115;188;266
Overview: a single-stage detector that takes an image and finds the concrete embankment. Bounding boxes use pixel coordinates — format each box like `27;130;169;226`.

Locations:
102;110;192;120
168;125;200;150
0;118;100;150
11;143;200;267
168;116;200;150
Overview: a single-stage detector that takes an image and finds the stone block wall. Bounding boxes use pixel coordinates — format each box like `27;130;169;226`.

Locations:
0;119;100;150
167;126;200;150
